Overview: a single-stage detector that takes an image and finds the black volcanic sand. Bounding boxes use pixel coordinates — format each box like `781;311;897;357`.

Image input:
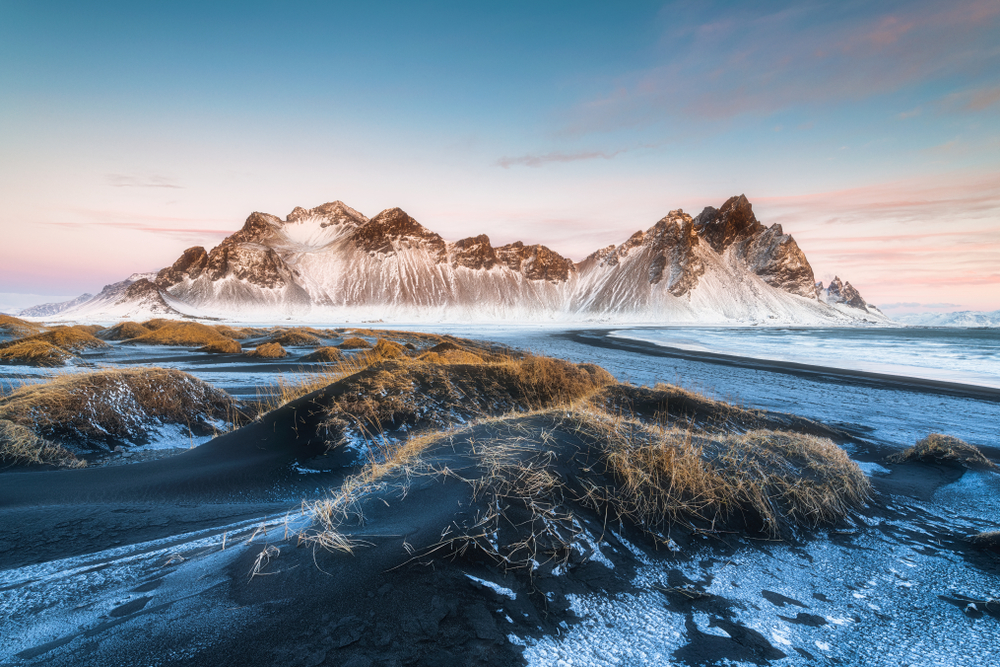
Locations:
2;355;1000;665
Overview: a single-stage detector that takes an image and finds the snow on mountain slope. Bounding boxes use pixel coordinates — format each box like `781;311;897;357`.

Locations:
18;293;94;317
51;195;889;325
895;310;1000;327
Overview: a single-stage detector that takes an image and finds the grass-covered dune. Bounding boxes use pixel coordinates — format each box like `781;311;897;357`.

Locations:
0;368;237;464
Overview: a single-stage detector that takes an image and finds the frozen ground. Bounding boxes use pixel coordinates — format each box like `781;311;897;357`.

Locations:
1;324;998;666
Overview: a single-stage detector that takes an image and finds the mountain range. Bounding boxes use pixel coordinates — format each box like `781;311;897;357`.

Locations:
28;195;888;324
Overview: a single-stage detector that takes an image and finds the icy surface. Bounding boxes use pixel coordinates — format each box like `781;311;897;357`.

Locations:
608;326;1000;389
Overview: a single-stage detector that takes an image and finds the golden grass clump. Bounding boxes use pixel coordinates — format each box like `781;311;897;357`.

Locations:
127;320;233;347
0;340;73;366
212;324;251;339
0;326;107;353
268;330;322;347
0;368;235;446
369;338;407;359
71;324;103;336
0;314;42;337
246;342;287;359
0;419;85;468
199;338;242;354
888;433;996;469
301;346;343;362
98;321;152;341
567;409;870;535
338;336;372;350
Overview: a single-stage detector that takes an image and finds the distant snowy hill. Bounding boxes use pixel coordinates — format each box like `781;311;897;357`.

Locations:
43;195;888;325
894;310;1000;328
18;293;94;317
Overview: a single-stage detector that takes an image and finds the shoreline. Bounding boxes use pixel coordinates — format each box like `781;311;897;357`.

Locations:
557;329;1000;403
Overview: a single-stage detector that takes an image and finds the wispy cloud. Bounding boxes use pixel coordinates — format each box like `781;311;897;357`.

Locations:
496;149;626;169
106;173;183;189
566;0;1000;133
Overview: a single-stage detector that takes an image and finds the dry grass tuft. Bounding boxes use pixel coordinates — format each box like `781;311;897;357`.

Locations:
0;368;236;448
0;340;73;366
213;324;252;339
127;321;233;347
888;433;996;470
369;338;407;359
566;408;870;535
0;418;85;467
338;337;372;350
268;330;322;347
199;338;242;354
970;530;1000;551
0;326;107;354
301;346;343;362
0;314;42;337
246;342;287;359
98;321;152;341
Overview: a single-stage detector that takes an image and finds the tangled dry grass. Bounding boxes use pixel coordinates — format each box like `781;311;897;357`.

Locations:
0;340;73;366
246;342;288;359
0;418;85;468
0;368;236;449
126;321;235;347
338;337;373;350
301;346;343;362
268;330;322;346
888;433;996;470
199;339;243;354
98;321;152;341
0;314;42;337
565;408;871;535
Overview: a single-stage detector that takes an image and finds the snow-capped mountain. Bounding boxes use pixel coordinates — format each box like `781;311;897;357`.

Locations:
48;195;888;324
894;310;1000;328
18;293;94;317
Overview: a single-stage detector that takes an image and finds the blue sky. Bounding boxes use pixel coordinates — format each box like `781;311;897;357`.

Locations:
2;0;998;311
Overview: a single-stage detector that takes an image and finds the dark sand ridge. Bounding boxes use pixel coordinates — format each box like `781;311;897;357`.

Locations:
559;329;1000;402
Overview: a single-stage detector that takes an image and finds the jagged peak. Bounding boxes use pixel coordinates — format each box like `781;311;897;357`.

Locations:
694;193;763;253
352;207;446;256
287;200;368;226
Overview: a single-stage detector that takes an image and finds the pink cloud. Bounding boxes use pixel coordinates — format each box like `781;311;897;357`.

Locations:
566;0;1000;132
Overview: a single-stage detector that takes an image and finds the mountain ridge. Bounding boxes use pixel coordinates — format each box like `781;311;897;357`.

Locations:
35;195;888;325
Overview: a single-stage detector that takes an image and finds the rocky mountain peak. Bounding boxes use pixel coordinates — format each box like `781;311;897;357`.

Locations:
821;276;869;309
351;208;447;259
287;201;368;228
156;247;209;287
228;212;282;245
694;194;763;253
451;234;499;271
495;242;575;282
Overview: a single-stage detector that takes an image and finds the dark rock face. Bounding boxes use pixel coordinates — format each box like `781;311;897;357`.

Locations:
229;212;282;245
157;212;293;290
451;235;499;271
644;211;704;296
694;195;764;253
351;208;447;260
695;195;816;297
824;276;868;309
739;225;817;298
157;247;209;287
287;201;368;229
495;242;575;282
205;244;291;288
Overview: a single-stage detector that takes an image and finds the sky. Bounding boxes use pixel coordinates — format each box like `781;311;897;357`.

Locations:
1;0;998;314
